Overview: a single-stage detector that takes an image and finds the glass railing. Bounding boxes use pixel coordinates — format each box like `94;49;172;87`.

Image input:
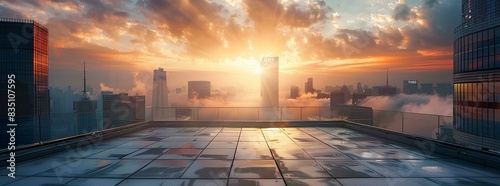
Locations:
2;106;498;153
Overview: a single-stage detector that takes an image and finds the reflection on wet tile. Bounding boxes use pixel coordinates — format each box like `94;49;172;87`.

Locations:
87;160;150;178
228;179;286;186
207;142;237;148
174;141;210;148
115;141;156;149
230;160;281;178
317;160;383;178
286;179;342;186
5;176;74;186
341;149;386;159
218;133;240;137
235;148;273;159
239;136;266;141
131;160;192;178
147;142;183;148
87;148;140;159
436;159;500;177
305;148;351;160
371;149;425;159
65;178;123;186
199;148;235;159
295;142;331;149
51;147;108;158
428;178;500;186
122;148;168;159
158;148;203;159
359;159;485;178
37;159;111;177
182;160;232;178
267;142;300;149
337;178;440;186
0;157;69;176
238;142;268;148
276;160;331;178
213;136;240;142
271;148;312;159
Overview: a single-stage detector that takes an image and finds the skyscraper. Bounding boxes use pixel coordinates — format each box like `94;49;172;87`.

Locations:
0;18;50;147
73;63;97;134
290;85;299;99
304;77;314;94
103;93;145;129
188;81;211;99
261;57;279;108
152;67;168;120
403;80;419;94
420;83;434;95
454;0;500;150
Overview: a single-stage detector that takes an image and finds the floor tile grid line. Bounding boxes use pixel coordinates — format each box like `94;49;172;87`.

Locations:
226;128;242;186
296;128;387;179
173;126;220;179
260;128;287;184
282;128;347;181
113;127;211;185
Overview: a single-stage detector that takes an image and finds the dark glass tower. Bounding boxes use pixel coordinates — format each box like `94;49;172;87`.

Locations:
0;18;49;148
453;0;500;150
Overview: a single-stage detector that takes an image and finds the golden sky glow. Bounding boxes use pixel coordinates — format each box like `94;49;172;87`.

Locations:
1;0;460;92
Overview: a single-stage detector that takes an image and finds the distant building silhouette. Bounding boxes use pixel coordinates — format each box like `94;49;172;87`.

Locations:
420;83;434;95
330;92;346;105
0;18;50;148
352;93;367;105
403;80;418;94
153;67;168;120
304;78;314;94
188;81;211;99
436;83;452;97
261;57;279;108
103;93;145;129
73;63;98;134
290;85;299;99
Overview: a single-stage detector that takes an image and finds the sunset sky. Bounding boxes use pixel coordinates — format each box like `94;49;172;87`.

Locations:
1;0;460;96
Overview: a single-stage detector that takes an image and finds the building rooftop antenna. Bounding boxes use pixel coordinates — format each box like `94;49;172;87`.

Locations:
81;62;89;100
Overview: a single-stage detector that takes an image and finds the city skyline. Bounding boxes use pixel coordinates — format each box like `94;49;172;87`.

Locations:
0;0;458;93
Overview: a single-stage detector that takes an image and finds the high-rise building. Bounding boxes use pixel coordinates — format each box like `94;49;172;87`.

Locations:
73;63;97;134
352;93;367;105
152;67;168;120
420;83;434;95
188;81;211;99
356;82;363;93
436;83;453;97
103;93;145;129
304;78;314;94
290;85;299;99
0;18;50;148
454;0;500;151
403;80;419;94
330;92;346;105
261;57;279;108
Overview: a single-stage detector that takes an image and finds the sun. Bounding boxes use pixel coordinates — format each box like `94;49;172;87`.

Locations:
253;65;263;75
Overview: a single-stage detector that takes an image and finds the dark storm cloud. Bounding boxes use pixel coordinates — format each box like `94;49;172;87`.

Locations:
393;3;416;21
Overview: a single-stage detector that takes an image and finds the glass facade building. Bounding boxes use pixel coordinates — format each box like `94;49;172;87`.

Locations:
0;18;49;148
453;0;500;150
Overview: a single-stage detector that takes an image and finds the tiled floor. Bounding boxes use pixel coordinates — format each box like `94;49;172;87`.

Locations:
1;127;500;186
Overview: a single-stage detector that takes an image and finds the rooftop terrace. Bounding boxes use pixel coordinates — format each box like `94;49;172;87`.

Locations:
1;121;499;186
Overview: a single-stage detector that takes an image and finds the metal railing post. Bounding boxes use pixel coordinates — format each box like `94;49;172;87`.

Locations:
401;112;404;133
257;108;259;121
217;107;220;121
237;107;239;121
300;107;303;121
280;107;282;121
319;107;321;121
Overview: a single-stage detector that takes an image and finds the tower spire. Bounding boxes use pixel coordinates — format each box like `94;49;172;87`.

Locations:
81;62;89;100
386;68;389;88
